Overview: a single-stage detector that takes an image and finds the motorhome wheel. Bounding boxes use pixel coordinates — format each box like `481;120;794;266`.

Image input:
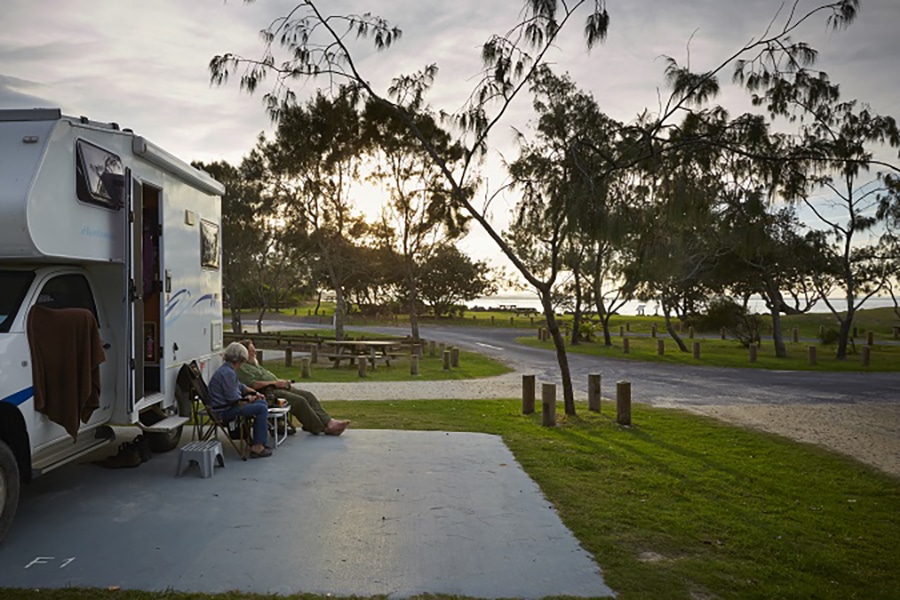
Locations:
147;426;183;453
0;440;20;544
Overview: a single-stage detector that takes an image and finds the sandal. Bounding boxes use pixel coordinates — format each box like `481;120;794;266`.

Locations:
249;448;272;459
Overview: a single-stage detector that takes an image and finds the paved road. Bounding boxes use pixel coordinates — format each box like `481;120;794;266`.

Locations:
265;320;898;408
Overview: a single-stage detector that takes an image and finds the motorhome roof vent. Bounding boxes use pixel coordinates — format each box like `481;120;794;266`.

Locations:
110;122;120;130
80;116;89;124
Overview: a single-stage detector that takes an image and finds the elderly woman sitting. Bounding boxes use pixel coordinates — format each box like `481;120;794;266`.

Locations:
208;342;271;458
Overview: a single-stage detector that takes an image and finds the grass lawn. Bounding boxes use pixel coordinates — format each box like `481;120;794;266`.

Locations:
518;332;900;372
7;400;898;600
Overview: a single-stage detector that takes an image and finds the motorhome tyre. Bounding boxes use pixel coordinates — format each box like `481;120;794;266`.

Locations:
147;426;183;453
0;440;20;544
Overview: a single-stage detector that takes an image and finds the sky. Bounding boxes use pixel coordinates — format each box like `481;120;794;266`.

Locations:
2;0;899;271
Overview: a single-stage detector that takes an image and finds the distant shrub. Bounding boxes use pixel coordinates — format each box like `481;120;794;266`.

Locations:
691;296;761;347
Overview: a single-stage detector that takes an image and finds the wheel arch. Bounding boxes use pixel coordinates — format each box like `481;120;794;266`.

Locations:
0;402;32;483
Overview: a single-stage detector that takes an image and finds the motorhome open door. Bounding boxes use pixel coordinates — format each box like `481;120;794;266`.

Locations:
125;170;144;413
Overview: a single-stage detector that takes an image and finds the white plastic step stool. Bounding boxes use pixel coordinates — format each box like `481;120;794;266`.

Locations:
175;440;225;478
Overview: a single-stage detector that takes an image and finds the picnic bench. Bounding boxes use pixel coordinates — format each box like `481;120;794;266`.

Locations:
319;339;407;368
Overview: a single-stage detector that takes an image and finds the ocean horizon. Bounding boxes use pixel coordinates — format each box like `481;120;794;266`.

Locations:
467;293;897;317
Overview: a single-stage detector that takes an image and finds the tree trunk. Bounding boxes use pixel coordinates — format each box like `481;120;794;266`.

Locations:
571;269;583;345
835;310;854;360
541;291;576;416
256;302;268;334
314;290;322;315
230;306;243;336
770;307;787;358
407;266;420;341
662;296;688;352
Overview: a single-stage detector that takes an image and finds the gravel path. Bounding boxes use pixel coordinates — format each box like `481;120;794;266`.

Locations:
300;373;900;478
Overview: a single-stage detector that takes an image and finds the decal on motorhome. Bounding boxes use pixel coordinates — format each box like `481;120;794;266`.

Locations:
1;387;34;406
164;289;218;327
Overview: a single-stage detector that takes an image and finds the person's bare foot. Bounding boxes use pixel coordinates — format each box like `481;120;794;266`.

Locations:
324;419;349;436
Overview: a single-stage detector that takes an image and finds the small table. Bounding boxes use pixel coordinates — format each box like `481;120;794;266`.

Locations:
267;406;291;448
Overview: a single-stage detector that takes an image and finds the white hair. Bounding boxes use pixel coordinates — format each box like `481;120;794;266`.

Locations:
223;341;249;363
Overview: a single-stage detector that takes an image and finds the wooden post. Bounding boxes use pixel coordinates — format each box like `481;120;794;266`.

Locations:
522;374;535;415
510;316;514;326
438;342;446;356
311;344;318;364
541;383;556;427
619;325;624;337
429;340;436;357
530;317;535;326
450;347;460;367
358;354;368;377
688;325;695;339
792;327;799;343
442;349;451;370
588;373;601;413
808;346;817;366
894;326;900;340
651;323;657;338
491;316;495;326
301;357;311;379
623;338;630;354
257;350;264;363
720;327;726;340
819;325;825;337
284;346;293;368
861;345;870;367
692;341;701;360
537;327;543;340
616;380;632;426
866;331;874;346
749;345;757;363
410;355;420;376
626;322;631;332
657;339;664;355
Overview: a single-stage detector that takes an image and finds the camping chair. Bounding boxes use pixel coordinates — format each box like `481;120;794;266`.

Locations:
175;361;250;460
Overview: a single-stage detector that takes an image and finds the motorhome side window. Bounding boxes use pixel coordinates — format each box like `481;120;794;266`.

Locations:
35;274;99;323
200;219;220;270
75;139;125;209
0;270;36;333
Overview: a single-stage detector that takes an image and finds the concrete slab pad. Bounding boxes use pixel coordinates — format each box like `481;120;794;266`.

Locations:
0;430;614;598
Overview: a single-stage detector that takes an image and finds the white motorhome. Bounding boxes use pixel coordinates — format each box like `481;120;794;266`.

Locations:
0;108;225;542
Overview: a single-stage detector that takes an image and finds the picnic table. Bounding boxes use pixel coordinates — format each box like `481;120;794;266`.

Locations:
320;339;406;368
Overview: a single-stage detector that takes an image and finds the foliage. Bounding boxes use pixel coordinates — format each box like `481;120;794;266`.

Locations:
416;244;496;317
689;296;761;347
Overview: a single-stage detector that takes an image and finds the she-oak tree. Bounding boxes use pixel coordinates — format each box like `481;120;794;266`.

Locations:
210;0;863;412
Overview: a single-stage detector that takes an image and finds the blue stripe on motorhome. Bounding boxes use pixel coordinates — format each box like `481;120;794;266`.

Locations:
192;294;218;309
2;387;33;406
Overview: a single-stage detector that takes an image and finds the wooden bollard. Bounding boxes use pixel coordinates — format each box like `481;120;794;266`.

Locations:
657;339;664;355
301;357;311;379
311;345;318;364
808;346;817;366
416;342;424;359
688;326;694;339
588;373;601;413
442;349;451;370
720;327;726;340
692;341;701;360
450;347;460;367
894;326;899;340
626;322;631;332
749;345;757;363
491;316;495;326
522;374;536;415
257;350;264;362
358;355;368;377
410;355;420;376
510;316;514;326
866;331;874;346
438;342;446;356
541;383;556;427
616;380;632;426
619;325;624;337
537;327;543;340
622;337;630;354
307;309;312;316
819;325;825;337
530;317;535;326
651;323;658;338
861;345;870;367
429;340;436;357
285;346;293;367
792;327;799;343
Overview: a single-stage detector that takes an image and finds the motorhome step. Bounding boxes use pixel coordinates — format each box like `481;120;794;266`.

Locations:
140;415;190;432
32;434;115;476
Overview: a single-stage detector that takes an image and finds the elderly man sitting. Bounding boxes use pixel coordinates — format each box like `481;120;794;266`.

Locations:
239;339;349;436
208;342;272;458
